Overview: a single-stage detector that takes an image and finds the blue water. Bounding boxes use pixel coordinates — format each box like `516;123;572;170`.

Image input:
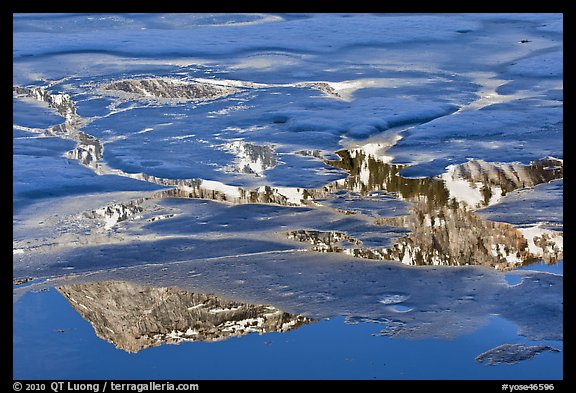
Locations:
519;260;563;275
504;260;563;286
13;288;562;380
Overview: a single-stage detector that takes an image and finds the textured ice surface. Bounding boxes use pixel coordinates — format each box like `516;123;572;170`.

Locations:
13;14;562;372
478;180;563;230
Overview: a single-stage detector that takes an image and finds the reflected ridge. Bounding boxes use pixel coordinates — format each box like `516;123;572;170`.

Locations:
291;147;563;270
57;280;313;353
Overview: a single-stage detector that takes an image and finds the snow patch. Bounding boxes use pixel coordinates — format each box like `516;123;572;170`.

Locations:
272;187;306;206
198;180;242;199
441;168;485;208
518;225;563;256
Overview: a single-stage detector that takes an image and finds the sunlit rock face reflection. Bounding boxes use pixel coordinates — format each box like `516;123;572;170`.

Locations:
13;85;77;120
322;148;563;210
287;230;361;252
441;158;563;209
13;85;103;169
155;183;308;207
64;132;104;167
101;78;239;101
294;82;342;99
221;141;279;177
83;199;146;230
289;148;563;270
475;344;560;366
57;281;312;353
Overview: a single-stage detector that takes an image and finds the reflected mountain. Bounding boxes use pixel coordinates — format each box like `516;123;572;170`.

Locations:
293;82;342;99
441;158;563;208
45;253;561;344
475;344;560;366
287;230;362;252
287;147;563;270
321;147;562;209
13;84;309;216
13;85;102;169
155;184;309;207
64;132;104;167
13;85;77;120
83;199;146;230
221;140;279;177
100;78;239;101
57;280;313;353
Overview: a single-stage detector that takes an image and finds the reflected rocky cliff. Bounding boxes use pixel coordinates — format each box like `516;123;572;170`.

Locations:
83;199;146;230
13;85;103;169
321;147;563;209
221;140;279;177
57;280;312;353
13;85;77;120
287;230;361;252
100;78;239;102
288;147;563;270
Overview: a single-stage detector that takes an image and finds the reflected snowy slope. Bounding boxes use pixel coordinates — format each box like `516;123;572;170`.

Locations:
293;148;563;269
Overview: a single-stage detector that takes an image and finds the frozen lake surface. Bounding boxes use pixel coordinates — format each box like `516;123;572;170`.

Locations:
13;13;562;380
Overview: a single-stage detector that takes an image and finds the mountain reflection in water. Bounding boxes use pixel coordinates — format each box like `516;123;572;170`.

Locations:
288;148;563;270
78;144;562;271
57;280;313;353
221;140;279;177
